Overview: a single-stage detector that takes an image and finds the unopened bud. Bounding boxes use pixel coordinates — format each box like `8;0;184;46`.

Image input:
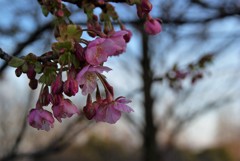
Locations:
15;67;22;77
29;79;38;90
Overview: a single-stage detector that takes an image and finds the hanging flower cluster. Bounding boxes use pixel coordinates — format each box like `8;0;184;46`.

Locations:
7;0;161;131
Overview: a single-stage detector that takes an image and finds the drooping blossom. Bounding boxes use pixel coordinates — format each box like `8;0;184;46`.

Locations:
52;98;80;122
107;30;129;56
144;18;162;35
93;97;134;124
28;108;54;131
85;30;130;65
76;65;111;95
85;38;114;65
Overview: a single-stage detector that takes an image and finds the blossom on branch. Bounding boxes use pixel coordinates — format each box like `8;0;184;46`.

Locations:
76;65;111;95
28;108;55;131
93;97;134;124
52;98;80;122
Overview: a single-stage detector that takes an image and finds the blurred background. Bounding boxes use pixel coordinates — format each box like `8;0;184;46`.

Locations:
0;0;240;161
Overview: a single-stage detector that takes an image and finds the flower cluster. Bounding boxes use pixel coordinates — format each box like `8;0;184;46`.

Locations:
27;29;134;131
7;0;162;131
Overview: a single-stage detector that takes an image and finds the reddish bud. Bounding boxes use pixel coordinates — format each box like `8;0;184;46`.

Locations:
29;79;38;90
15;67;22;77
63;78;79;96
27;65;36;80
144;18;162;35
39;86;50;106
137;0;152;18
74;42;85;62
50;94;63;105
83;95;97;120
55;9;64;17
51;74;63;94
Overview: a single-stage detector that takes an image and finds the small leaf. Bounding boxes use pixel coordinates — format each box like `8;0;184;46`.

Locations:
41;6;49;17
59;52;71;65
71;54;80;68
52;41;73;53
22;63;28;73
67;24;82;41
39;72;56;85
8;57;25;68
34;62;43;73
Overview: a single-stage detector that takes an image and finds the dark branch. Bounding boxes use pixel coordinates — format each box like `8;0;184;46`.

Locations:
0;48;12;62
0;22;53;75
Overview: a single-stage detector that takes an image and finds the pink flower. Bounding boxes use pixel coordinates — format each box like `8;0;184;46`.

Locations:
76;65;111;95
28;108;54;131
85;30;130;65
144;18;162;35
85;38;115;65
107;30;129;56
52;99;80;122
94;97;133;124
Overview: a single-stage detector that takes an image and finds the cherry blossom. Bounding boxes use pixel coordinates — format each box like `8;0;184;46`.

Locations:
28;108;54;131
93;97;133;124
52;98;80;122
76;65;111;95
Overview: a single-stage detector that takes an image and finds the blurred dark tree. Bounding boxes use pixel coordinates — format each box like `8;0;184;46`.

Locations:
0;0;240;161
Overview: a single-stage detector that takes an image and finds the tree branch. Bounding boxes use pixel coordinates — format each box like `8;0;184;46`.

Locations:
0;22;53;75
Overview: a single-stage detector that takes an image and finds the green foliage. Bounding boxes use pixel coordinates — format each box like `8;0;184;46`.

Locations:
8;57;25;68
52;41;73;53
39;66;57;85
59;52;71;66
41;6;49;17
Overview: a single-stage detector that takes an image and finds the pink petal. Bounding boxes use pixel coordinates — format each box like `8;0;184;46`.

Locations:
94;106;107;122
82;80;97;95
116;96;132;104
88;66;112;73
105;105;121;124
76;65;90;82
114;103;134;113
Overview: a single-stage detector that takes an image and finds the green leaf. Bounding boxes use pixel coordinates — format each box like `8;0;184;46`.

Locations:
41;6;49;17
39;67;57;85
22;63;28;73
8;57;25;68
66;24;82;41
71;54;80;68
59;52;71;66
52;41;73;52
24;53;37;62
34;62;43;73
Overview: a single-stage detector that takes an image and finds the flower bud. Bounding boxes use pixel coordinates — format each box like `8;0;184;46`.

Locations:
15;67;22;77
63;78;79;96
51;74;63;94
39;86;50;106
144;18;162;35
27;64;36;80
29;79;38;90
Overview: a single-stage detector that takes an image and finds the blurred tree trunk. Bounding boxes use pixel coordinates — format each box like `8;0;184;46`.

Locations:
141;31;158;161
